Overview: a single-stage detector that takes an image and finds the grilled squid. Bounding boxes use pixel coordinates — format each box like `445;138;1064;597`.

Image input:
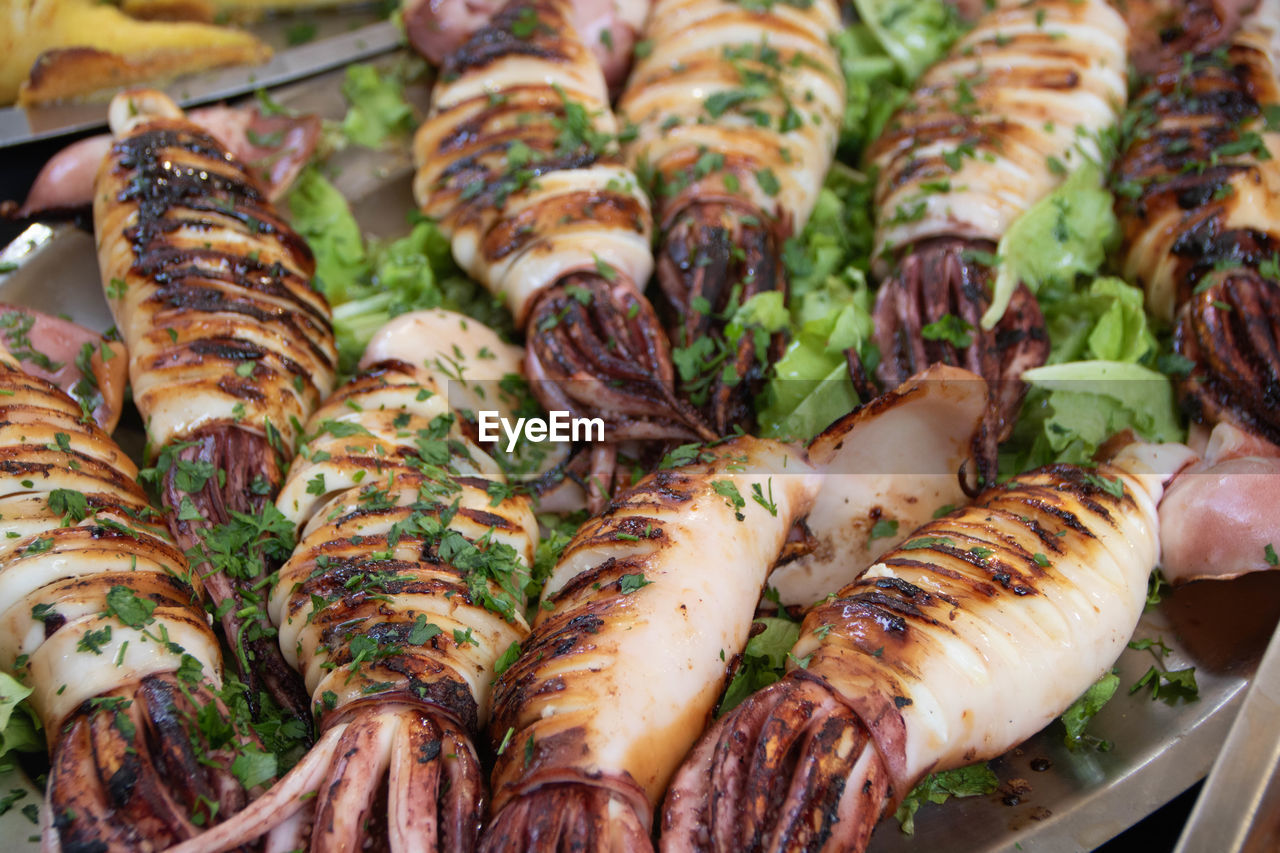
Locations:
402;0;650;91
481;437;821;852
0;346;262;852
1114;0;1280;447
169;358;537;853
93;89;338;718
413;0;711;453
847;0;1129;482
617;0;844;432
661;440;1192;853
768;365;989;609
10;103;320;220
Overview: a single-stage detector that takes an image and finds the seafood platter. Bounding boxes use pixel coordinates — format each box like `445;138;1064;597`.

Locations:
0;0;1279;851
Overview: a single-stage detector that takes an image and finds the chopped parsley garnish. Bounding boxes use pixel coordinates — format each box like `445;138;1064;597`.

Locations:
894;764;999;835
619;573;652;594
1060;671;1119;752
711;480;746;521
493;640;522;676
104;585;156;629
901;536;954;550
869;519;899;541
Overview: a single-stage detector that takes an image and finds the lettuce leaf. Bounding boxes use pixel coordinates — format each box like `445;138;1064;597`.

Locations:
0;672;40;773
287;167;371;303
340;64;416;148
758;285;872;442
1004;361;1185;471
984;162;1120;328
1042;276;1157;365
717;617;802;715
287;169;511;373
852;0;966;82
833;1;962;158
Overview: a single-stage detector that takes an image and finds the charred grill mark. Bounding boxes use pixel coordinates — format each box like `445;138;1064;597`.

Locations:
1176;270;1280;445
483;191;646;263
443;3;572;79
549;554;649;602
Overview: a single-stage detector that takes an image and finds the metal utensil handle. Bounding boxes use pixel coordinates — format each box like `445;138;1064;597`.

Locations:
1175;620;1280;853
0;20;401;148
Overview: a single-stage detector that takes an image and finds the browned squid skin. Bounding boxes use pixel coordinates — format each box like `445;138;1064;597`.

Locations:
525;272;714;444
661;675;890;853
415;0;712;449
49;674;255;853
1176;272;1280;446
656;200;785;435
95;107;337;722
1114;14;1280;446
847;238;1049;488
1123;0;1257;75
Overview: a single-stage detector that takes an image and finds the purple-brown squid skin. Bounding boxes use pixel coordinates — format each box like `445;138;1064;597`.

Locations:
525;272;715;444
1114;3;1280;445
48;674;258;853
661;676;891;853
655;200;786;435
159;426;312;720
846;239;1049;488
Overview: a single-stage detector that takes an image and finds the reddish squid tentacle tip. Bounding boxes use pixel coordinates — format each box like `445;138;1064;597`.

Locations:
168;702;485;853
159;424;311;722
656;201;784;435
46;673;258;853
481;783;652;853
849;239;1048;486
661;676;889;853
525;272;715;443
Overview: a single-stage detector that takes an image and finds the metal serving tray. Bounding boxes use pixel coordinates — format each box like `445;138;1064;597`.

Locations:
0;58;1276;853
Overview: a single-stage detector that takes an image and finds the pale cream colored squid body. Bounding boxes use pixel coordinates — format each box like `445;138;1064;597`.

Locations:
481;437;821;852
619;0;844;237
661;441;1192;852
870;0;1128;281
413;0;653;327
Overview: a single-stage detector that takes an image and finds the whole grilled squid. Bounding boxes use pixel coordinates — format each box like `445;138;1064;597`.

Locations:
1115;0;1280;447
661;441;1192;853
617;0;844;433
0;345;261;852
481;437;821;852
413;0;711;448
849;0;1129;483
168;357;537;853
93;89;338;718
